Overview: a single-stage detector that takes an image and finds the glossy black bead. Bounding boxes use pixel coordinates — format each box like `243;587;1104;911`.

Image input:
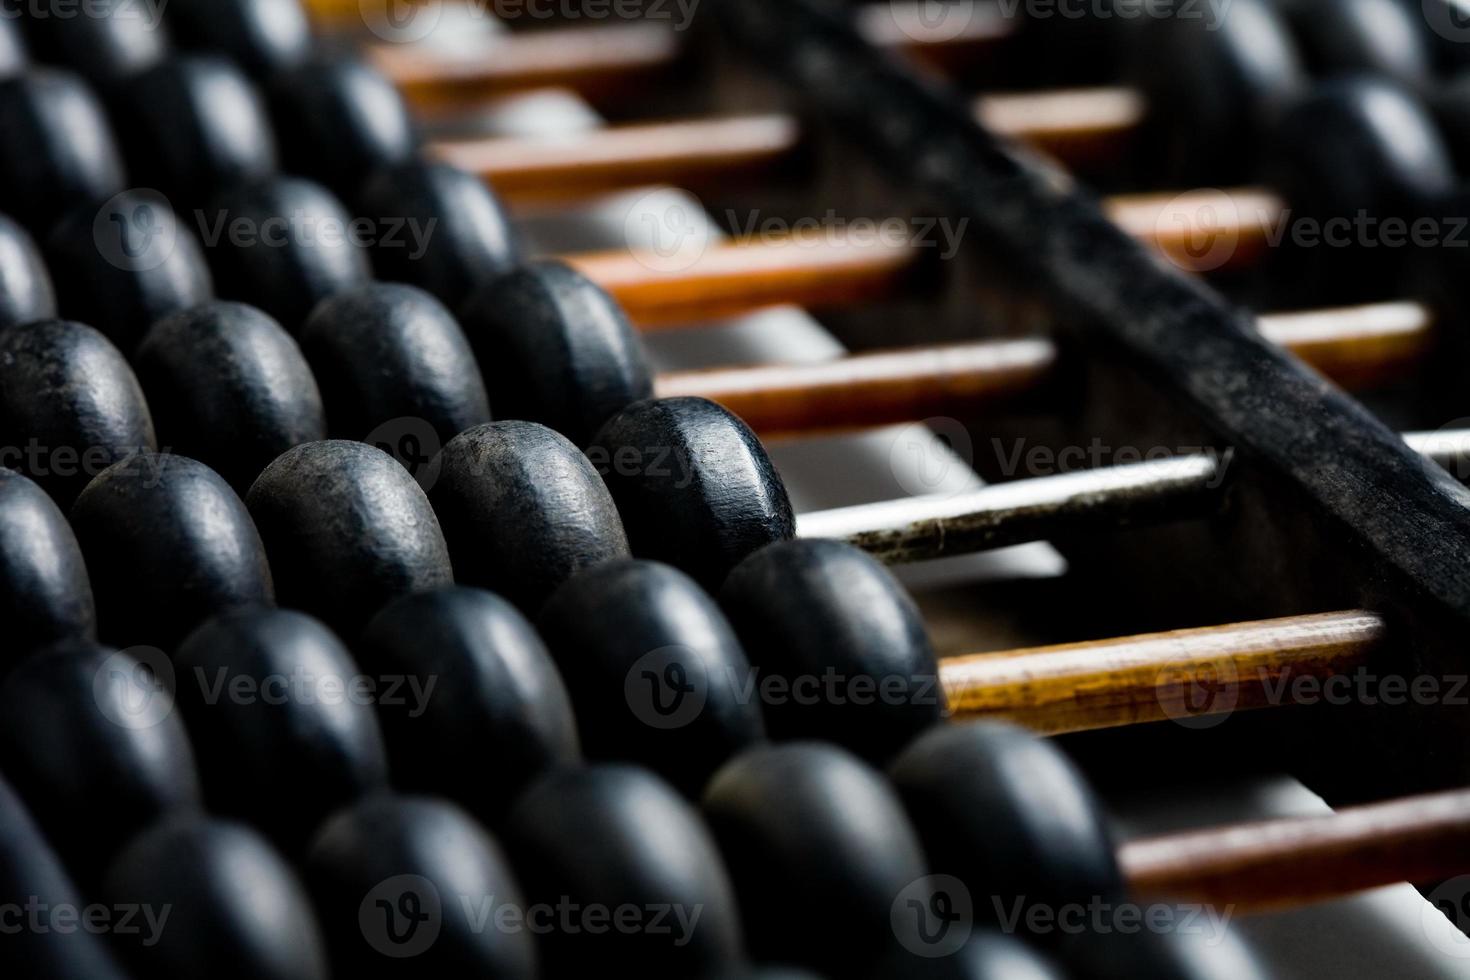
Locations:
247;440;453;634
0;641;201;876
719;539;941;762
358;158;520;308
174;608;390;849
871;933;1070;980
0;319;156;506
538;560;764;795
505;765;744;977
429;420;630;612
47;190;215;357
0;68;126;229
889;724;1124;930
0;469;95;663
0;774;130;979
23;0;168;85
0;212;55;327
1435;70;1470;174
358;587;580;822
1062;919;1273;980
268;54;416;192
1278;0;1432;89
702;742;929;974
590;397;795;589
203;176;373;330
0;14;27;80
103;815;330;980
1130;0;1304;180
306;794;538;977
135;301;326;494
113;55;279;206
167;0;312;77
70;453;274;649
460;260;653;446
301;282;490;445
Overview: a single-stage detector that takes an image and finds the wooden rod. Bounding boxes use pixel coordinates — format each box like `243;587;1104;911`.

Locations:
652;301;1434;437
1120;787;1470;913
939;610;1384;735
1105;187;1287;274
974;86;1147;168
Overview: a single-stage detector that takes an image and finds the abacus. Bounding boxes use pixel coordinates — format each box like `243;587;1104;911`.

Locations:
6;0;1470;976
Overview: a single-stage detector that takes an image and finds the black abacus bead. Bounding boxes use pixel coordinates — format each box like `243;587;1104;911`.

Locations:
46;191;215;356
589;397;795;589
113;55;279;206
300;282;491;445
701;743;930;974
167;0;312;77
306;795;539;978
135;301;327;494
1130;0;1304;180
1278;0;1432;89
718;539;942;762
429;420;631;612
460;260;653;446
103;815;330;980
268;54;416;192
538;560;765;796
0;212;56;327
0;774;131;979
0;14;26;79
0;641;202;875
0;469;95;662
357;587;581;822
0;68;126;230
23;0;169;86
357;158;521;308
505;765;744;977
888;724;1124;926
70;453;274;649
1064;919;1273;980
203;176;373;329
246;440;453;634
0;319;156;506
174;608;390;849
1435;71;1470;173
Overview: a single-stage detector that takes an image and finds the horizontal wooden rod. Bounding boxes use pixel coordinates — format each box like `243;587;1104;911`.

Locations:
429;86;1144;203
1120;787;1470;913
654;301;1434;437
939;610;1384;735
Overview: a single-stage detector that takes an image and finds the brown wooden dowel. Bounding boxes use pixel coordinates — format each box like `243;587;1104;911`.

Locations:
1120;787;1470;913
939;610;1384;735
1105;187;1287;274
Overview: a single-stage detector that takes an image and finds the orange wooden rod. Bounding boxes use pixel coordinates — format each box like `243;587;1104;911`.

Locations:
653;301;1432;437
938;610;1384;736
1121;786;1470;913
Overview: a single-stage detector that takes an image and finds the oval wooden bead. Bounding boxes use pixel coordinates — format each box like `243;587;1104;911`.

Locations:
888;723;1123;924
701;742;930;974
0;319;156;507
103;815;330;980
135;301;326;494
358;158;520;308
0;212;55;327
300;282;490;445
174;608;390;849
0;68;126;229
70;453;274;649
0;774;130;979
505;765;744;977
0;469;95;662
719;539;942;762
203;176;373;330
268;54;416;193
590;397;795;589
47;191;215;356
429;420;630;612
460;260;653;446
1279;0;1432;90
0;641;202;876
23;0;168;85
114;55;279;206
247;440;453;634
538;560;765;796
167;0;312;77
358;587;580;822
306;794;538;977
